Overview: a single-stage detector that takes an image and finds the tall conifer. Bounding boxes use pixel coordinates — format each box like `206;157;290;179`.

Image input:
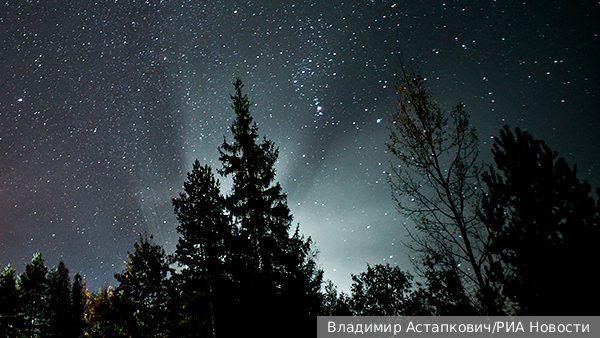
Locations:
19;252;49;337
218;79;322;320
172;161;231;336
47;261;72;337
481;126;600;315
0;264;22;337
172;79;323;335
114;234;173;336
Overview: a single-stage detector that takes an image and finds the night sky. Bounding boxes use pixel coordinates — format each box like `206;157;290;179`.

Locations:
1;0;598;292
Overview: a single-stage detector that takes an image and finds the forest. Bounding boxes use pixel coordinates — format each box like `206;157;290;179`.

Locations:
1;71;599;337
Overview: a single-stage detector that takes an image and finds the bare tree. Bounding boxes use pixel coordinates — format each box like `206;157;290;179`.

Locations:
387;65;490;302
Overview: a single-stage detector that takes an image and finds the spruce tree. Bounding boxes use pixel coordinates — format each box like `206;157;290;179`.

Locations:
19;252;50;337
47;261;72;337
0;264;22;337
172;161;231;336
481;126;600;315
218;79;322;325
114;234;174;336
171;79;322;335
70;273;86;337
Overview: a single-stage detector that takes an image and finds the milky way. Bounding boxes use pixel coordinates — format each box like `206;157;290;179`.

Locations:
1;0;598;291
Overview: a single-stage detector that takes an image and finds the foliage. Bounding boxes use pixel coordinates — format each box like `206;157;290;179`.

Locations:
217;78;323;325
481;126;600;315
165;78;323;335
0;258;88;337
348;264;415;316
339;262;476;316
47;261;75;337
172;161;231;336
173;162;230;283
113;234;174;337
0;264;22;337
71;273;87;337
218;78;292;288
319;280;351;316
85;235;174;337
19;252;50;337
410;256;478;315
386;64;495;311
85;287;128;337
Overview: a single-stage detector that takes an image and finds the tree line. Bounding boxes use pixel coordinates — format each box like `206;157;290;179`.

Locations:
383;64;599;316
1;73;598;337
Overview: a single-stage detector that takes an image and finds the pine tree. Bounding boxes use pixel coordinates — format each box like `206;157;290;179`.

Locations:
114;234;174;336
172;161;231;336
481;126;600;315
0;264;22;337
19;252;50;337
169;79;322;335
47;261;73;337
217;79;322;328
71;273;87;337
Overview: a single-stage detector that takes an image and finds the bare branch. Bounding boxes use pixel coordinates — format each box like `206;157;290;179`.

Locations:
387;64;490;300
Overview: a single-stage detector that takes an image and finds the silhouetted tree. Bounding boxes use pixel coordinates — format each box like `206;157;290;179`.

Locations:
481;126;600;315
113;234;174;336
172;161;231;337
411;256;478;315
19;252;50;337
84;286;127;338
319;280;351;316
350;264;413;316
387;65;494;310
71;273;87;337
217;79;322;331
348;264;415;316
0;264;22;337
47;261;73;337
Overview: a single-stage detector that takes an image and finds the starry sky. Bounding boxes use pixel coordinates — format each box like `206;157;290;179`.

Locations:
1;0;598;292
